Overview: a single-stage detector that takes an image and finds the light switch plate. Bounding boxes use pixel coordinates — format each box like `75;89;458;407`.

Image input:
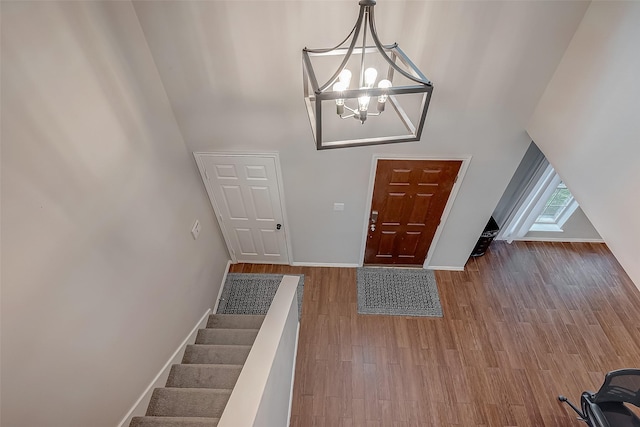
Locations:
191;220;201;239
333;203;345;211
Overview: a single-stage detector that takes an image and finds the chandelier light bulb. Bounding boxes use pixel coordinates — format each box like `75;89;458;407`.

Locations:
377;79;392;103
333;82;346;115
338;69;352;89
358;94;371;112
364;67;378;88
358;94;370;123
333;82;346;106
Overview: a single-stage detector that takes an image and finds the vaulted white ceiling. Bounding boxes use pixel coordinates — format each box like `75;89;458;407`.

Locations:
132;0;589;149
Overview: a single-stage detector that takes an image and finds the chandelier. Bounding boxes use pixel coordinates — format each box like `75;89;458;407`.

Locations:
303;0;433;150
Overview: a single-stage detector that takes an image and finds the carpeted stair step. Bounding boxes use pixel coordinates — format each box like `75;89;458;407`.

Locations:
195;328;259;345
129;314;265;427
182;344;251;365
206;314;265;329
146;388;231;418
130;416;219;427
167;364;243;389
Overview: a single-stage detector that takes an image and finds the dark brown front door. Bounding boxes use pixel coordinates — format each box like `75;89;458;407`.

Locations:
364;159;462;265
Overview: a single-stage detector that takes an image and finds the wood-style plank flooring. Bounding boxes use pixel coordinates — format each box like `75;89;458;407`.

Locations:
229;241;640;426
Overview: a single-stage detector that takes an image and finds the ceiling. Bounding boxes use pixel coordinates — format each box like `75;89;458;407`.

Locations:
131;0;590;152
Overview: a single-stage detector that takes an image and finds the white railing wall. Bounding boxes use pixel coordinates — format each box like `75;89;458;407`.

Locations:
217;275;300;427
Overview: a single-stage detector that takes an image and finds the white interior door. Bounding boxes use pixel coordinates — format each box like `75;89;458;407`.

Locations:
195;153;290;264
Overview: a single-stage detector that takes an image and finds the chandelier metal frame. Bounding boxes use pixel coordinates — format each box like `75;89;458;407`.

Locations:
302;0;433;150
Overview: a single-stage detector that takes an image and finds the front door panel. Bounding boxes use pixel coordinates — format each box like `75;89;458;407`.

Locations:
364;159;461;265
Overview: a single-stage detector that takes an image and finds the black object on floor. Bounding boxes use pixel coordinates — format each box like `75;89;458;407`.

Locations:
558;368;640;427
470;216;500;257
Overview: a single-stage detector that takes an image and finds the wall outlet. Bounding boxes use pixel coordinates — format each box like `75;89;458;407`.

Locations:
333;203;345;211
191;220;201;239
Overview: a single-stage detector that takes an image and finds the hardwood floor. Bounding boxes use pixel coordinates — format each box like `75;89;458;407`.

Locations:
229;241;640;426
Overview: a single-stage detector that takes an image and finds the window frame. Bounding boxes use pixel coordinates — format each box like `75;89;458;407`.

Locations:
530;180;579;232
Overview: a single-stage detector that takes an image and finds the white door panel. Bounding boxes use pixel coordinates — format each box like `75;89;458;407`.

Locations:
236;229;257;255
195;153;290;264
250;187;275;220
260;229;281;255
221;186;249;219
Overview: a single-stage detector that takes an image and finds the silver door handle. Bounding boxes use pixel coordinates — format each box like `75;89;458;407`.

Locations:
371;210;378;223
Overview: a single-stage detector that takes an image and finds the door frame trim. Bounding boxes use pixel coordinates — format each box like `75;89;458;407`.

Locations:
359;154;472;268
193;151;293;265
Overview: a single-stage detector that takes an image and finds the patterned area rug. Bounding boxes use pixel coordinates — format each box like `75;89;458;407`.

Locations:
217;273;304;319
357;267;442;317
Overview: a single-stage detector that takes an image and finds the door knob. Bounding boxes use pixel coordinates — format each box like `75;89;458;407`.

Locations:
276;224;282;230
370;224;376;232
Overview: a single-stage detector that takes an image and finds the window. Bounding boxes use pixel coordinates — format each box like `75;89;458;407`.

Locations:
530;181;578;232
535;181;574;223
499;162;582;241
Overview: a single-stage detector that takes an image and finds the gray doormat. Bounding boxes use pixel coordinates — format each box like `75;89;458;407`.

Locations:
357;267;442;317
217;273;304;319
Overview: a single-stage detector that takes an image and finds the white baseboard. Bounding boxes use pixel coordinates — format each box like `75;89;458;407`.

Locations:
290;262;360;267
291;261;466;271
426;265;466;271
213;260;232;314
514;237;605;243
117;309;212;427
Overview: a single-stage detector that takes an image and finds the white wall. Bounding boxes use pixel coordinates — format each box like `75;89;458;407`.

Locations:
0;2;229;426
528;2;640;287
132;1;590;268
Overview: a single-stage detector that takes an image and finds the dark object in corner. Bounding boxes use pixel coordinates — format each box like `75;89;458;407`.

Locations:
470;217;499;257
558;368;640;427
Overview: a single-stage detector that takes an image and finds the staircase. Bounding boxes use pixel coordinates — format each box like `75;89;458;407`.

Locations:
130;314;265;427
